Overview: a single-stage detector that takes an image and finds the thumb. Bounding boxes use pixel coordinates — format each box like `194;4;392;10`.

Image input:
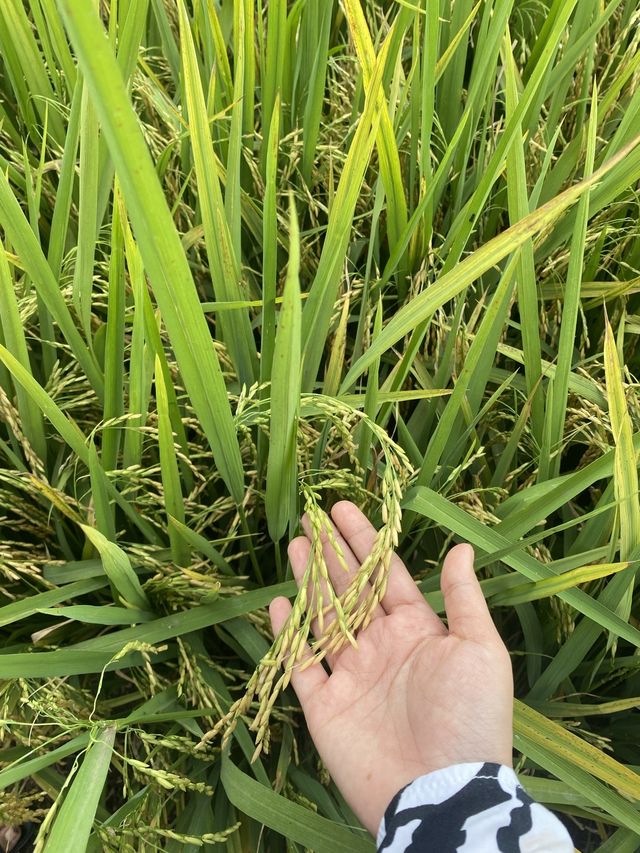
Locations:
440;544;498;641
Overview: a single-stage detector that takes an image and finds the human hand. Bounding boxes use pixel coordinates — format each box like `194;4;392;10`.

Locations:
268;501;514;837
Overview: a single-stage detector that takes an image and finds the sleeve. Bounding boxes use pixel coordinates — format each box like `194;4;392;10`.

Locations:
376;762;575;853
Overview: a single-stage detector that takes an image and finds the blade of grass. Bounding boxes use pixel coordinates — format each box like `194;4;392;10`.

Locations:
23;117;57;382
0;577;109;628
149;0;180;85
266;198;301;542
530;697;640;718
204;0;233;108
178;0;258;387
0;170;104;399
261;0;286;169
540;88;597;481
414;251;517;489
226;0;245;261
356;295;382;472
439;0;578;271
322;292;350;397
121;218;152;472
101;180;126;472
301;1;333;184
0;240;47;463
70;582;297;656
220;748;374;853
155;355;190;567
603;311;640;648
258;96;281;474
47;77;82;283
168;516;235;577
514;700;640;829
0;0;65;145
403;486;640;648
340;134;640;392
41;726;116;853
80;526;151;612
503;31;544;443
241;0;255;136
301;28;393;389
95;0;152;226
88;440;116;542
437;0;474;142
56;0;246;503
36;605;154;625
0;734;92;792
0;343;161;544
0;585;301;680
72;77;100;341
28;0;77;97
343;0;408;253
491;561;636;606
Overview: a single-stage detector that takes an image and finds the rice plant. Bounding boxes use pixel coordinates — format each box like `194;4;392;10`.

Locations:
0;0;639;850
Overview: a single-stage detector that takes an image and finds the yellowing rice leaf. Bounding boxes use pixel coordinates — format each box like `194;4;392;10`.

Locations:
604;314;640;645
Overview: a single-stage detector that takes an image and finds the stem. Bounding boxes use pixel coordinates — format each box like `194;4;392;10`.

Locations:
238;505;264;585
274;538;283;584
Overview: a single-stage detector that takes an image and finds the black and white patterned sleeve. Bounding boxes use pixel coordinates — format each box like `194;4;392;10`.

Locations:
376;762;574;852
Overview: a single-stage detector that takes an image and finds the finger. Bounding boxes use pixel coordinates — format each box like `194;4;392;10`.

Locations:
440;544;498;641
287;536;357;669
288;535;330;644
300;512;385;624
268;596;328;707
331;501;446;633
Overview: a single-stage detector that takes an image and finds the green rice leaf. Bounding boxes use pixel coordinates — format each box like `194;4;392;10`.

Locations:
178;0;258;386
42;725;116;853
155;354;190;566
0;343;160;544
36;605;154;625
340;134;640;392
301;28;393;389
221;749;374;853
55;0;246;503
403;486;640;648
80;526;151;612
0;578;109;628
0;239;47;462
0;171;104;398
265;198;302;542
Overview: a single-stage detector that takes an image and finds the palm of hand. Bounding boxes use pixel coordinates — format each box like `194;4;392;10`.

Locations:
269;502;514;837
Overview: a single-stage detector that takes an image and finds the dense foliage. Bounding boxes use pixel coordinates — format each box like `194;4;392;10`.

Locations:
0;0;639;849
